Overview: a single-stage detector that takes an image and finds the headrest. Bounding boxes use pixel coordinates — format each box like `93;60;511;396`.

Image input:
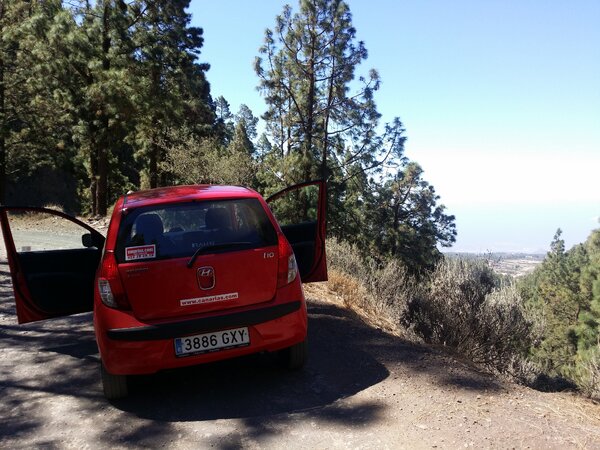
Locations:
135;213;164;241
205;208;232;230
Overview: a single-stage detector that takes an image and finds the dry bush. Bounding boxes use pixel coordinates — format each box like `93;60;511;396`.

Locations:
574;346;600;400
477;284;533;371
406;258;531;373
328;240;532;376
366;258;416;325
327;238;415;329
406;258;496;345
42;203;66;213
328;270;369;309
327;238;373;281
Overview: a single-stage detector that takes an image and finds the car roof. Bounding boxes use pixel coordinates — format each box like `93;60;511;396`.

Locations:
122;185;260;209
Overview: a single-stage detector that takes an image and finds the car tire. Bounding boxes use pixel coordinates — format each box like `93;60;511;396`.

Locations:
101;362;128;400
278;339;307;370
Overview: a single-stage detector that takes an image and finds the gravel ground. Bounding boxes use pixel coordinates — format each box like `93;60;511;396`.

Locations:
1;220;599;449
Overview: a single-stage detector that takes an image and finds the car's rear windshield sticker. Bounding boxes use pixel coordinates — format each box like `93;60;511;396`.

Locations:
125;244;156;261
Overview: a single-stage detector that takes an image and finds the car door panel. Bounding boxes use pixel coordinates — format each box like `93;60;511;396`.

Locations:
0;207;104;324
275;222;316;277
266;180;327;283
17;249;99;316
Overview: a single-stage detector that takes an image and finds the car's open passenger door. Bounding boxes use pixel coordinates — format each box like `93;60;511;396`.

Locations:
0;207;105;324
267;180;327;283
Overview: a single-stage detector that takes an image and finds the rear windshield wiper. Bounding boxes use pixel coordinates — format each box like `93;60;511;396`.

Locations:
187;242;253;268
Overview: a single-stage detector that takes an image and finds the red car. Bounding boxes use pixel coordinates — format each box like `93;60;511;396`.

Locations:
0;181;327;399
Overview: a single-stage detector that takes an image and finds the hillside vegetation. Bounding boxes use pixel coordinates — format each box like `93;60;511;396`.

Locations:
519;229;600;397
326;229;600;400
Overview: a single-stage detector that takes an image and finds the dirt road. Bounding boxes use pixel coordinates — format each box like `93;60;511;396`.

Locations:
1;251;599;448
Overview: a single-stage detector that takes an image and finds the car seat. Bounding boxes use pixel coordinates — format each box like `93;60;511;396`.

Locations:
133;213;176;255
134;213;164;244
205;208;232;231
205;208;235;243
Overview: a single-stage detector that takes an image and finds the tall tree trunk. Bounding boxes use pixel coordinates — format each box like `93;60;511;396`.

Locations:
299;17;317;216
149;62;161;188
286;96;292;156
279;99;285;157
97;125;108;215
96;2;111;215
89;129;98;215
0;3;6;205
0;52;5;204
149;126;158;188
304;23;316;182
147;3;160;189
391;197;401;255
322;55;336;181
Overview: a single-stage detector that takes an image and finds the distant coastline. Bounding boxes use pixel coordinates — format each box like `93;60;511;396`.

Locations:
445;252;544;277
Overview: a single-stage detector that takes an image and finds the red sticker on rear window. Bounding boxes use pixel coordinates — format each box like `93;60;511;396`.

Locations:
125;244;156;261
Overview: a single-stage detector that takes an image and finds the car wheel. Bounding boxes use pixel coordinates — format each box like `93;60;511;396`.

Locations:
101;362;128;400
278;339;307;370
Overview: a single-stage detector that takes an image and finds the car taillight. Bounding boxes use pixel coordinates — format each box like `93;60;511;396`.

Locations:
97;251;130;309
277;234;298;287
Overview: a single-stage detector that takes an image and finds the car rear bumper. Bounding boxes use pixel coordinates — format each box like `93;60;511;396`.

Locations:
94;294;307;375
106;301;301;341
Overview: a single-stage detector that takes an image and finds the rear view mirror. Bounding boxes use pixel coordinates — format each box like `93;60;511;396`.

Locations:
82;233;103;248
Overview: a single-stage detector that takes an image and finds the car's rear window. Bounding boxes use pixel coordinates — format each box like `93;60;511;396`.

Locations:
115;198;278;263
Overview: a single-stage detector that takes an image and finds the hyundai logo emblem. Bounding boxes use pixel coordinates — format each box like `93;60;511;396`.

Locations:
197;266;215;290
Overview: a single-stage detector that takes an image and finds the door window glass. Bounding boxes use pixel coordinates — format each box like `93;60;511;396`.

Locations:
268;184;319;227
6;210;91;252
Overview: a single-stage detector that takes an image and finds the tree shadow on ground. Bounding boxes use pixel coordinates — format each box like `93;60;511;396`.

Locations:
115;301;391;421
1;254;505;447
113;300;503;423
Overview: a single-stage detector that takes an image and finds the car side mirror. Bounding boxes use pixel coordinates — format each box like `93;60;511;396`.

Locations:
82;233;103;248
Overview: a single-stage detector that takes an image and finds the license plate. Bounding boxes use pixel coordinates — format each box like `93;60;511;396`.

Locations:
174;327;250;357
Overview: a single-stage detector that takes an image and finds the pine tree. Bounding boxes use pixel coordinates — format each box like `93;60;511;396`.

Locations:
229;121;254;156
25;0;140;214
235;104;259;142
0;1;10;203
525;230;589;374
521;227;600;394
255;0;397;183
1;0;80;207
0;0;25;203
368;162;456;272
576;229;600;376
131;0;213;189
213;95;234;144
0;1;46;203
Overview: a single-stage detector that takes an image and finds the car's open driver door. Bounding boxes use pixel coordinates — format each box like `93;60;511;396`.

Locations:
0;207;104;324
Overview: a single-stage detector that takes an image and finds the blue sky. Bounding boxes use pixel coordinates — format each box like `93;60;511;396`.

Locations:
189;0;600;253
